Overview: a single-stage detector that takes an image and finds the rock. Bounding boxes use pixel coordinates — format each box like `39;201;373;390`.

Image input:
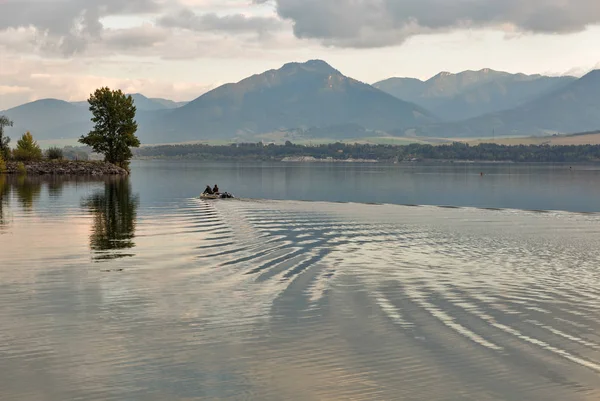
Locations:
3;160;129;176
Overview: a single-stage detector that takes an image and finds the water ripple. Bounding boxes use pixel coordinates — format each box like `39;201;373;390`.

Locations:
2;196;600;400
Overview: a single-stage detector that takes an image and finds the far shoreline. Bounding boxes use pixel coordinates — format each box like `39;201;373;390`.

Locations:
131;156;600;166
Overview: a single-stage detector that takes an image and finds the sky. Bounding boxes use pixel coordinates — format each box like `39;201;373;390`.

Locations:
1;0;600;110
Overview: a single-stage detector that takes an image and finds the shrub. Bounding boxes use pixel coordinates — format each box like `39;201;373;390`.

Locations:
12;131;42;161
0;154;6;173
46;147;64;160
16;162;27;175
64;149;89;161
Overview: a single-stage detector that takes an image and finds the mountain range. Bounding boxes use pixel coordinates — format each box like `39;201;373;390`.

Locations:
1;60;599;144
414;69;600;138
147;60;435;143
373;70;576;121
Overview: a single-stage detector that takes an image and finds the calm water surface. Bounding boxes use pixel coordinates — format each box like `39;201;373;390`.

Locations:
1;161;600;400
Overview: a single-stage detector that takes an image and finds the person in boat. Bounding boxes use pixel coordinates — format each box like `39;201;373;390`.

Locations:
203;185;213;195
213;184;220;194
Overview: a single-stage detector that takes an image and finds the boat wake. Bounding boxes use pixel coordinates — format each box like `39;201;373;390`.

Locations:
2;197;600;400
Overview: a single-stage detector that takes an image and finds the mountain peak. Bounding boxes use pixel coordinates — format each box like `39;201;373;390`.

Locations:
581;69;600;79
280;59;339;75
8;98;76;111
304;59;335;69
163;60;436;143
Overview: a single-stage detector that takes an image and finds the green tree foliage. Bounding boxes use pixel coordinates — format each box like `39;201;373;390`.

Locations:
0;154;6;173
46;146;64;160
0;115;13;160
79;87;140;170
16;162;27;175
12;131;43;161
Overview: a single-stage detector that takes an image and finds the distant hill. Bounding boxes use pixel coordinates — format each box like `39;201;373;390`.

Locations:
0;95;182;142
414;70;600;138
71;94;187;111
265;123;376;142
126;94;188;111
463;130;600;146
149;98;188;109
374;69;576;121
1;99;93;141
145;60;437;143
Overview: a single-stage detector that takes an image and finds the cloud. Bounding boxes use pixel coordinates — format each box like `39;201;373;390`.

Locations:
157;8;283;35
103;24;169;50
551;61;600;77
0;0;165;55
0;0;287;58
267;0;600;48
4;0;600;56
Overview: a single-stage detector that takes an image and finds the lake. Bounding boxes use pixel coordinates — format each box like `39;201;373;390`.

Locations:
1;160;600;400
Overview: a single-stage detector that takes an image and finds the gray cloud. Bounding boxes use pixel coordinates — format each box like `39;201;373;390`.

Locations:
0;0;163;55
266;0;600;47
158;8;283;35
103;25;168;50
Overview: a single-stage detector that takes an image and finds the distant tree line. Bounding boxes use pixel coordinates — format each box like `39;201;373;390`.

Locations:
133;141;600;163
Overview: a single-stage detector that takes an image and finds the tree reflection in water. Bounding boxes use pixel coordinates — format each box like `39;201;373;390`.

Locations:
82;177;139;261
0;175;43;226
0;175;10;227
14;176;42;210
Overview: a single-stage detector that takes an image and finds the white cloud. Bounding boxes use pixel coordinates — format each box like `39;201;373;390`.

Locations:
551;61;600;77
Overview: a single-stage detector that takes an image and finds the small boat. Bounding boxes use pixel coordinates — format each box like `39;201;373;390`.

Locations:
200;192;235;200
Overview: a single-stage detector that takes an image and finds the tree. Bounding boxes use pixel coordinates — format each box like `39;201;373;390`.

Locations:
46;147;64;160
79;87;140;170
0;115;13;160
12;131;43;161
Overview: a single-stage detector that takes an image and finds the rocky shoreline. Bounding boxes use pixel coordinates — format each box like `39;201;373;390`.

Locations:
3;160;128;176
